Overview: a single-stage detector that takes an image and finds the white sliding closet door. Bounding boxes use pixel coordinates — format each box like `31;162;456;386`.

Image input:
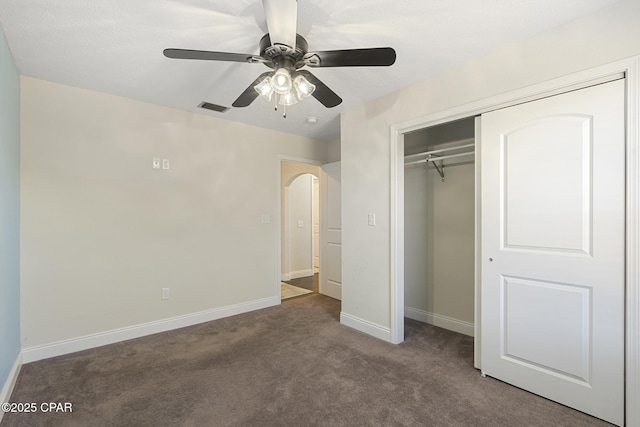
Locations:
481;79;625;425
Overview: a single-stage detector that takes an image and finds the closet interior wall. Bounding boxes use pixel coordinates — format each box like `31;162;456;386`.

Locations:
404;118;475;335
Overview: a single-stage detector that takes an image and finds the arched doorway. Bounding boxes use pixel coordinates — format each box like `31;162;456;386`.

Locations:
281;161;320;299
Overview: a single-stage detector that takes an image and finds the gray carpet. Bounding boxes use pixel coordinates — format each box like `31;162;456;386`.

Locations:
2;294;610;426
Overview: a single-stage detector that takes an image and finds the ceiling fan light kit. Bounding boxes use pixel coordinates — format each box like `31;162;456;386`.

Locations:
293;74;315;99
270;67;293;94
279;91;298;106
254;76;275;101
163;0;396;118
253;70;316;117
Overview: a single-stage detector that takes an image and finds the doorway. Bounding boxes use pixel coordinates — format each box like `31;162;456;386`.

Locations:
281;161;320;299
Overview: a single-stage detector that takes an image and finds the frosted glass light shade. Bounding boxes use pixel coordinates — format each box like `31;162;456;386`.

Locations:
271;68;292;94
279;91;298;106
254;76;274;100
293;75;316;99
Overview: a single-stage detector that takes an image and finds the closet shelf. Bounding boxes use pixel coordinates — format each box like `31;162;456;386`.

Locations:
405;142;474;162
405;150;474;166
404;142;474;182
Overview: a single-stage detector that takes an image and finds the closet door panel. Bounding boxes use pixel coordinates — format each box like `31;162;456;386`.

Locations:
481;79;625;426
502;116;591;254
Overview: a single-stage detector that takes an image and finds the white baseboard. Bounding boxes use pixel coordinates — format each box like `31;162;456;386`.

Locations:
405;306;474;337
22;296;280;363
281;272;291;281
340;312;392;342
0;352;22;424
289;269;314;280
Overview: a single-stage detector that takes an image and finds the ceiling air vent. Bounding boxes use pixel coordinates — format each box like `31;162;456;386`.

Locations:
198;102;229;113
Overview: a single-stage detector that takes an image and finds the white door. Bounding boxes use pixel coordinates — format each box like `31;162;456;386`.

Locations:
481;79;625;425
320;162;342;300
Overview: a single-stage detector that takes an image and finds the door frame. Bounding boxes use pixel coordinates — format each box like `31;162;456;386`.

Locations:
389;56;640;426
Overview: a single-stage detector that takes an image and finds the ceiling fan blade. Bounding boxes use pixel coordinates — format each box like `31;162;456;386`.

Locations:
232;72;273;108
262;0;298;49
296;70;342;108
164;48;262;63
305;47;396;67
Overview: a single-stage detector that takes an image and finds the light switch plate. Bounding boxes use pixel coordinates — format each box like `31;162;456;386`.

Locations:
162;159;170;170
152;158;161;169
368;213;376;226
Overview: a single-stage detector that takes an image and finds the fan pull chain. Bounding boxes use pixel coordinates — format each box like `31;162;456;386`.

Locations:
269;93;288;118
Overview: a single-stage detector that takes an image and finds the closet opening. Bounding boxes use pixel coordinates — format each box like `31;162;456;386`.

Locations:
403;116;477;342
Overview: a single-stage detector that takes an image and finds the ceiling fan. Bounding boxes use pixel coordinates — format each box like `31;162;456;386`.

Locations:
163;0;396;116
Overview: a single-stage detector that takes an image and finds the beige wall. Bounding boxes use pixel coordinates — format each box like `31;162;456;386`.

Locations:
20;77;327;348
341;0;640;332
327;138;341;163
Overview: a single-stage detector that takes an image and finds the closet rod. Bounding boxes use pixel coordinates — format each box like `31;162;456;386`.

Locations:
404;150;474;167
404;143;475;162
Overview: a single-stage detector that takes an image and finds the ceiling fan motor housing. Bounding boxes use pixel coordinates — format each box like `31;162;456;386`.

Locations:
259;33;310;71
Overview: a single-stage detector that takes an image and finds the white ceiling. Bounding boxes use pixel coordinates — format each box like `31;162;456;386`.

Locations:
0;0;620;142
